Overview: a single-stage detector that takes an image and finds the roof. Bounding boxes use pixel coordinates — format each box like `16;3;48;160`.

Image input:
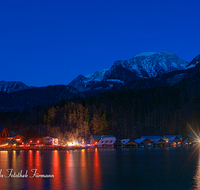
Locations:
97;139;105;146
153;138;166;143
8;131;18;137
168;136;182;143
101;135;114;139
142;136;163;140
164;135;183;139
134;138;151;144
183;138;192;143
121;139;130;145
90;135;102;140
104;137;117;145
97;137;116;145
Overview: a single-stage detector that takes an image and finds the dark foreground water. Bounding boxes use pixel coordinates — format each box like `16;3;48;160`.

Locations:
0;146;200;190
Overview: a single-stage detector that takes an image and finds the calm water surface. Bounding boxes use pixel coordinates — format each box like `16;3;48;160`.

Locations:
0;146;200;190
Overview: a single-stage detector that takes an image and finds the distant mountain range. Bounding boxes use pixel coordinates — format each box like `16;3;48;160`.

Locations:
0;51;199;111
68;51;193;92
0;81;33;93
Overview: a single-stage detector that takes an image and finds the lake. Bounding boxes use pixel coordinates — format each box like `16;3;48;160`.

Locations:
0;146;199;190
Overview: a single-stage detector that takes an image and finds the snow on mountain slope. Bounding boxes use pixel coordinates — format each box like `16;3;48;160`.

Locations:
85;69;109;81
0;81;33;93
69;51;189;92
107;51;189;79
69;69;109;92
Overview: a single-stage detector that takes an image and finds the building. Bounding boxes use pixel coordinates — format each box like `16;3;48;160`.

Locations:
43;136;58;145
163;135;183;142
134;138;153;148
168;136;182;147
7;131;24;143
89;135;102;145
183;138;193;146
96;139;105;147
96;136;121;148
153;138;167;147
121;139;137;148
103;137;122;148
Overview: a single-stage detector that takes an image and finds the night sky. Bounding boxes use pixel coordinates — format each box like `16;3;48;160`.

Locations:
0;0;199;87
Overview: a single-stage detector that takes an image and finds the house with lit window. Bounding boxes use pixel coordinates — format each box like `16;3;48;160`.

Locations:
7;131;24;143
43;136;58;145
168;136;182;147
103;137;122;148
163;135;183;143
183;138;193;146
96;136;121;148
96;139;105;147
89;135;102;145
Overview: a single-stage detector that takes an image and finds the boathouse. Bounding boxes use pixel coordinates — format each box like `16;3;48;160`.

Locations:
89;135;102;145
183;138;193;146
168;136;182;147
96;137;121;148
97;139;105;147
153;138;167;147
134;138;153;148
163;135;183;142
121;139;137;148
103;137;122;148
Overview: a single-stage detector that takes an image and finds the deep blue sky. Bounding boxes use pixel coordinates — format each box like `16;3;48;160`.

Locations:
0;0;199;87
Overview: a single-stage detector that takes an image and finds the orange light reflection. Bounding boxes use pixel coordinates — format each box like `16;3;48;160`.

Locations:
80;149;88;188
28;150;35;188
51;150;62;190
65;151;76;189
35;151;44;190
93;148;102;189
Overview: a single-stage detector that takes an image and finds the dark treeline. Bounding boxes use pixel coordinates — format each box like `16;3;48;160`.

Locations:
1;75;200;140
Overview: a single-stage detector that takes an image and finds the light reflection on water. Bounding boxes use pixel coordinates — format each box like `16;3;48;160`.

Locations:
51;150;61;190
0;147;199;189
193;147;200;189
93;148;102;190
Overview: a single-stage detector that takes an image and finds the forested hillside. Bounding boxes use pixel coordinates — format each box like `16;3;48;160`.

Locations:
1;71;200;141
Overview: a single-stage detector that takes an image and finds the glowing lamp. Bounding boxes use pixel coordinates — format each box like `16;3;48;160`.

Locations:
30;140;32;143
37;140;40;143
54;140;58;144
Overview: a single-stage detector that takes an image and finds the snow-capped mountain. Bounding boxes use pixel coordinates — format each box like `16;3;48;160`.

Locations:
69;51;190;92
105;51;189;82
0;81;33;93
